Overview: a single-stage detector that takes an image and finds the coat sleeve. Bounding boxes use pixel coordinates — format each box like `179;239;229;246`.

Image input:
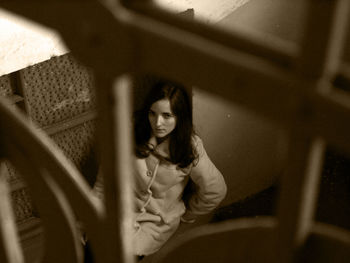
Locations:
186;136;227;216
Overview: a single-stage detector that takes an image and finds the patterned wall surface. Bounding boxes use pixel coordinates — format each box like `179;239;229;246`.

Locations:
0;73;13;97
51;120;96;167
1;53;97;223
21;54;96;127
11;188;35;223
4;161;22;185
51;120;97;185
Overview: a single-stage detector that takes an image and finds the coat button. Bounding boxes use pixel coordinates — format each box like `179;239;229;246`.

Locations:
146;170;152;177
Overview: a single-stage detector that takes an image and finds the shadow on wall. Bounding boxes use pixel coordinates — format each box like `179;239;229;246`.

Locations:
193;88;288;207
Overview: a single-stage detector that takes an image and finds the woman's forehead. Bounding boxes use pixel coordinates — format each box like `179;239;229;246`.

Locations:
150;99;173;113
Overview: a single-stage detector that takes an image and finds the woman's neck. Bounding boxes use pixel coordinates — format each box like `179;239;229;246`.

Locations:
156;135;170;145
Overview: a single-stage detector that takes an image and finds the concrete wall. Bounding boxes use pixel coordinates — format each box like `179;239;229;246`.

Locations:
192;0;308;206
218;0;306;43
193;88;287;206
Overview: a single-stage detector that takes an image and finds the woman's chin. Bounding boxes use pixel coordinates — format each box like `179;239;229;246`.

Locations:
154;132;171;140
154;131;167;138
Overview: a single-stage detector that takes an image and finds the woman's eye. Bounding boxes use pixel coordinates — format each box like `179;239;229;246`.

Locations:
163;113;173;119
148;110;155;116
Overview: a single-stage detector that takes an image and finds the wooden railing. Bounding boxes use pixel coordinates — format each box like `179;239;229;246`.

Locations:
1;0;350;262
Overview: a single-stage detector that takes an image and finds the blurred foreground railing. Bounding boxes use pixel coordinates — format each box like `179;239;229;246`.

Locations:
1;0;350;262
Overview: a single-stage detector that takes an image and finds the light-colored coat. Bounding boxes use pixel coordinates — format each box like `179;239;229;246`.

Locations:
93;135;227;256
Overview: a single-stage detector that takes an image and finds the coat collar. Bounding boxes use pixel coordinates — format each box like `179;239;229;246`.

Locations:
147;136;170;158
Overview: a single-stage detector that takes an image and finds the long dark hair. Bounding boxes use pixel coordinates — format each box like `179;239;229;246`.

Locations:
134;79;196;168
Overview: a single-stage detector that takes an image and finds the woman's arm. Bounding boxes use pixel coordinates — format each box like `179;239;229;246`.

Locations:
183;136;227;221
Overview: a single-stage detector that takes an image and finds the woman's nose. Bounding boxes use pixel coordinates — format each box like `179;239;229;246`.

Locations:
156;116;163;126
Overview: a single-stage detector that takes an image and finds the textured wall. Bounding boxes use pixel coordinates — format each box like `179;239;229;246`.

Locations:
21;54;96;127
1;53;97;223
0;74;13;96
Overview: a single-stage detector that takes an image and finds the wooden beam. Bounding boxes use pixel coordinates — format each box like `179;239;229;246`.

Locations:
120;0;296;68
120;12;350;154
94;74;135;263
42;110;96;135
3;94;24;105
297;0;350;78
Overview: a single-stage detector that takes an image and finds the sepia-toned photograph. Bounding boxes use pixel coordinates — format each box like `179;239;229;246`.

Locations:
0;0;350;262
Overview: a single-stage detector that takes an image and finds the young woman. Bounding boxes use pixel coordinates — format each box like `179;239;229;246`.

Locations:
93;79;227;257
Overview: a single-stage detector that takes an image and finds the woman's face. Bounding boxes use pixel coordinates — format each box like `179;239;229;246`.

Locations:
148;99;177;138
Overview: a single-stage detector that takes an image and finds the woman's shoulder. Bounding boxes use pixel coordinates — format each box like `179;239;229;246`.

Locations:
191;134;203;146
191;134;205;158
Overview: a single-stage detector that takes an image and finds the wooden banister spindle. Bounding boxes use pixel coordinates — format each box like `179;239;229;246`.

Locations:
276;136;325;262
94;74;134;263
112;76;134;263
5;144;83;263
296;0;350;79
0;161;24;263
0;95;107;263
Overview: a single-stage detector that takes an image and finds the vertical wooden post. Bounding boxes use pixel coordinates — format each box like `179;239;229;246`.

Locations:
95;73;134;263
276;136;325;262
111;75;134;263
297;0;349;78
